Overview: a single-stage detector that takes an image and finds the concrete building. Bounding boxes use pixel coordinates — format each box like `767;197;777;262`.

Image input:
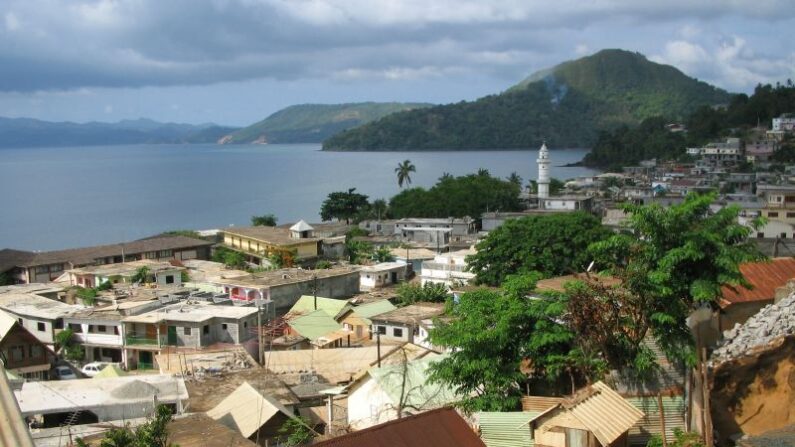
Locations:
537;142;551;199
221;225;320;264
370;303;446;344
67;259;185;288
0;235;212;284
359;262;408;291
757;184;795;224
420;248;476;288
394;217;477;238
541;195;594;212
0;291;81;348
772;113;795;132
0;310;55;380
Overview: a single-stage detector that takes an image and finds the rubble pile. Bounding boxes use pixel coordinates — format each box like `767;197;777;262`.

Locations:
711;292;795;365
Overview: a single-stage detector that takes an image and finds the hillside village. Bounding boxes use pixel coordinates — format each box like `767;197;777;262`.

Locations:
2;113;795;446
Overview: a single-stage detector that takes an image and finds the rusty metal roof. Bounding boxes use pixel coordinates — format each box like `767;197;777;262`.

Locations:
720;258;795;307
313;408;485;447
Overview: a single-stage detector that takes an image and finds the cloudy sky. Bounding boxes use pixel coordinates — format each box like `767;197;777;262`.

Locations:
1;0;792;126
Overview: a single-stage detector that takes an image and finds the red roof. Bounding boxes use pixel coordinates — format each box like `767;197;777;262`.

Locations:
313;408;485;447
720;258;795;308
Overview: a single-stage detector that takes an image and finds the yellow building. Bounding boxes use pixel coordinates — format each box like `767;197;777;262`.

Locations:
222;221;320;263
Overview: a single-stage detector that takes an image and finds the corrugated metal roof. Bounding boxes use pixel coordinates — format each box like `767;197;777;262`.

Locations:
477;412;538;447
313;408;485;447
289;295;351;316
521;396;563;412
626;396;687;446
368;355;458;410
288;309;343;341
206;381;293;438
720;258;795;307
545;381;645;446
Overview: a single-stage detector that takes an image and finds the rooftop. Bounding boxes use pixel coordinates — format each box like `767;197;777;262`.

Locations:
264;345;403;385
720;258;795;307
217;266;360;289
360;261;407;272
206;381;294;438
185;367;299;412
0;292;82;320
123;300;257;324
287;295;351;318
223;226;320;246
68;259;183;277
535;273;621;294
370;302;446;325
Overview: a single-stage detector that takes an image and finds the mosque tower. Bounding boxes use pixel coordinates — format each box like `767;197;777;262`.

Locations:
537;141;550;199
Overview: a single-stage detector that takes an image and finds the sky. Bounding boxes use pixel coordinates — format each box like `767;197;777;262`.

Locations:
0;0;793;127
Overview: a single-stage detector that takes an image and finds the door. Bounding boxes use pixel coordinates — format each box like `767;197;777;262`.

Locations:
167;326;177;345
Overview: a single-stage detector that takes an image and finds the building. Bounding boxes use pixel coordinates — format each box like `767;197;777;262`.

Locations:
525;381;644;447
216;267;360;312
772;113;795;132
0;310;55;380
537;142;551;199
394;217;477;238
420;248;476;287
67;259;185;288
337;299;397;342
315;408;485;447
346;355;459;429
359;262;408;291
221;225;320;264
121;301;259;370
370;303;446;344
756;184;795;224
206;381;295;445
0;291;81;348
0;235;213;284
541;195;594;212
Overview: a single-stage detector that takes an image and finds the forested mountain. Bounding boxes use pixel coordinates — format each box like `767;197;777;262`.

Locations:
221;102;432;144
0;117;235;148
322;49;732;151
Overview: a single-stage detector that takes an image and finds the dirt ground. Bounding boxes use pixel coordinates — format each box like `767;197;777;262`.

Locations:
711;336;795;445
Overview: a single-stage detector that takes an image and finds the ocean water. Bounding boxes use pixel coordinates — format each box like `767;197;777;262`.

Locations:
0;144;598;250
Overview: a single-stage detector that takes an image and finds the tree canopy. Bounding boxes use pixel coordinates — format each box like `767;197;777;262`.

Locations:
395;159;416;188
320;188;370;223
467;212;612;286
251;214;278;226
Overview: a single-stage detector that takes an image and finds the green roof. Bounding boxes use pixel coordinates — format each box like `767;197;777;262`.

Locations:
348;299;397;323
289;295;350;316
288;309;343;341
477;412;539;447
368;355;458;410
93;364;127;379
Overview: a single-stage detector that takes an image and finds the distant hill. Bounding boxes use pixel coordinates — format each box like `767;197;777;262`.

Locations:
220;102;433;144
322;49;733;151
0;117;236;149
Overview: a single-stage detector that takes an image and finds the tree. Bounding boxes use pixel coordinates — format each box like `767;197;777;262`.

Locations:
395;159;416;188
268;248;296;268
278;416;316;446
396;282;449;306
346;240;373;264
212;246;247;269
587;192;763;367
371;198;388;220
251;214;278;226
320;188;370;224
130;266;151;284
77;404;177;447
467;212;613;286
372;247;396;263
507;172;523;188
55;328;85;361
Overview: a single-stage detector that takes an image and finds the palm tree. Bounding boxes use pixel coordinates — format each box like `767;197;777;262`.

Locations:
395;160;416;188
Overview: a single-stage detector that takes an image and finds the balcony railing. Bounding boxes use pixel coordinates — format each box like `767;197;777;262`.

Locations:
125;335;166;346
137;362;155;370
421;262;468;273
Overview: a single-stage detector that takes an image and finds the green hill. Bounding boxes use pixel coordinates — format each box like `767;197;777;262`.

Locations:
221;102;432;144
322;49;733;151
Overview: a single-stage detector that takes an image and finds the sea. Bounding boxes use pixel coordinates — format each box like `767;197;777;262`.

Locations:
0;144;598;251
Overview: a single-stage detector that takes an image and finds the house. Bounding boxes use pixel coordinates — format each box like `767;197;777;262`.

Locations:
84;414;259;447
346;355;459;429
524;381;644;447
715;258;795;332
0;235;213;284
394;217;477;237
206;381;296;445
215;267;360;312
16;375;188;427
359;262;407;290
337;299;397;342
67;259;185;288
121;301;259;370
476;412;539;447
221;225;321;264
287;309;347;348
370;302;446;344
263;346;389;386
772;113;795;132
756;184;795;224
0;310;55;380
541;195;594;212
315;407;485;447
0;290;81;348
420;248;476;287
389;247;436;275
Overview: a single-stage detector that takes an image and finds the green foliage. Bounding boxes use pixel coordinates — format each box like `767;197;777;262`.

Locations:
323;50;730;151
646;429;705;447
396;282;449;306
388;171;521;219
180;270;190;282
212;246;247;269
0;272;13;286
251;214;278;226
467;212;612;286
160;229;204;239
583;117;688;168
346;240;373;264
130;266;151;284
588;192;764;366
314;260;332;269
225;102;432;144
278;416;316;446
372;247;396;263
370;199;388;220
268;248;297;268
78;404;177;447
395;159;416;188
55;328;85;361
75;286;98;306
321;188;370;224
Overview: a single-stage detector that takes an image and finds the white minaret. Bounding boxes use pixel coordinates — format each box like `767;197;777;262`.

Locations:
537;141;550;199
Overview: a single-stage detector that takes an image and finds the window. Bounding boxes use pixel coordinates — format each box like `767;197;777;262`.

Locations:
376;326;386;335
165;275;174;284
788;212;795;218
49;264;63;273
158;250;172;257
113;326;119;335
782;233;788;239
18;318;23;326
393;328;403;337
97;325;106;332
203;325;209;335
768;212;779;218
10;346;24;361
29;345;43;358
184;327;192;335
145;251;157;259
54;319;63;329
757;232;764;238
222;323;228;330
69;323;83;333
35;266;49;274
243;322;248;328
37;322;45;332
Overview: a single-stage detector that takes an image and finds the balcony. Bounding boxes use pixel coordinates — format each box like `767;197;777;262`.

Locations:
73;332;123;347
125;334;167;347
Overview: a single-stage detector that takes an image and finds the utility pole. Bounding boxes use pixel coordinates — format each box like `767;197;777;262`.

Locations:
312;274;318;310
257;300;263;365
376;332;381;367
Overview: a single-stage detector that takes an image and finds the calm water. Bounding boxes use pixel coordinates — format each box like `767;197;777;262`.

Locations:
0;144;598;250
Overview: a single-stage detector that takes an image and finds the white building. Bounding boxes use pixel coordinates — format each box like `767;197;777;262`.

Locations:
772;113;795;132
541;195;594;212
359;262;408;291
419;248;476;287
537;142;551;199
0;291;81;348
370;303;446;344
67;259;185;289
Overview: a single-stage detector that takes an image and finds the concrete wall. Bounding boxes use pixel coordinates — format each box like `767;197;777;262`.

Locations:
270;272;360;315
347;377;396;430
10;314;58;346
372;323;413;343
